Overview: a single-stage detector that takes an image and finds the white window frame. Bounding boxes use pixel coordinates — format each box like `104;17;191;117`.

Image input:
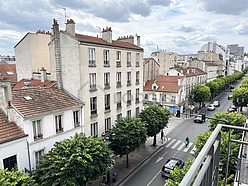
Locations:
104;72;110;87
89;48;96;66
89;73;96;89
136;53;140;66
91;122;98;136
127;52;131;66
73;110;80;127
105;117;111;131
32;119;42;140
105;94;110;111
35;149;44;166
116;51;121;66
55;114;63;133
103;50;110;66
90;97;97;115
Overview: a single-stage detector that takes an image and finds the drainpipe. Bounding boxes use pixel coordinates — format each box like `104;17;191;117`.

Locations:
27;141;31;173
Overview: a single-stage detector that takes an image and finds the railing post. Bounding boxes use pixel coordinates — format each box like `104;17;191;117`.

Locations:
224;128;231;186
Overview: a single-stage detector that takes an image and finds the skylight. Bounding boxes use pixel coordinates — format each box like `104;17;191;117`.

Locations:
6;71;14;75
24;96;32;101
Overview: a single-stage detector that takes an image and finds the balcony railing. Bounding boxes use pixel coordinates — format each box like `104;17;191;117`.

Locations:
180;124;248;186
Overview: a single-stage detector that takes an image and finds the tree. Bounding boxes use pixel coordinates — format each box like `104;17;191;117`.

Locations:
34;133;111;186
138;105;170;146
232;87;248;111
108;117;147;168
0;168;38;186
192;84;211;107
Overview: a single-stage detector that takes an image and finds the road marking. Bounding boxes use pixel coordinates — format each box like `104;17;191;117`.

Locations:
165;139;176;148
177;143;185;151
146;170;161;186
190;146;197;154
171;140;181;149
183;143;193;152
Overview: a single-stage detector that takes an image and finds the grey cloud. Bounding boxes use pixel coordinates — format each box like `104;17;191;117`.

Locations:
147;0;172;7
199;0;248;15
178;25;195;33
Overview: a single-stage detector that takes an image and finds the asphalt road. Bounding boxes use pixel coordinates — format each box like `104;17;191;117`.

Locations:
119;86;235;186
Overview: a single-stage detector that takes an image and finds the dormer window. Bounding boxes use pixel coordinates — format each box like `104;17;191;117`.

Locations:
153;86;157;90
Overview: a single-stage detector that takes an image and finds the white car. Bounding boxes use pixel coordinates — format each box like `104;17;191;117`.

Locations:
207;104;215;111
213;101;220;107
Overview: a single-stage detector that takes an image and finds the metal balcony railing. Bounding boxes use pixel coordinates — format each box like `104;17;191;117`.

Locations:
180;124;248;186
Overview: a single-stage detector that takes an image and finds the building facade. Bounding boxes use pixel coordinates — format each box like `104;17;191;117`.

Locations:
49;19;144;137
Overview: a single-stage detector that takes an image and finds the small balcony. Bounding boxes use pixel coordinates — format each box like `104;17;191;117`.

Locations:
116;61;121;67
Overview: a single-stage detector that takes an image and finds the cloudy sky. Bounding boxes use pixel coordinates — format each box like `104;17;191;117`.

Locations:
1;0;248;57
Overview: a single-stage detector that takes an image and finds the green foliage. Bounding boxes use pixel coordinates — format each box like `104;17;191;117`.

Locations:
0;168;38;186
209;112;246;132
34;133;111;186
138;105;170;146
108;117;147;158
166;159;193;186
192;84;211;103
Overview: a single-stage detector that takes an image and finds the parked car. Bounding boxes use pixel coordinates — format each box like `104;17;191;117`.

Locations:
161;157;185;179
228;105;237;113
213;101;220;107
194;114;203;123
228;94;232;100
230;85;234;89
207;104;215;111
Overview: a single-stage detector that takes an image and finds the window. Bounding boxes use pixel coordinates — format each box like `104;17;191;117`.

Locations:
116;72;121;87
105;117;111;131
90;97;97;115
136;71;140;85
127;72;131;86
33;119;42;140
89;48;96;66
91;122;98;136
161;94;166;102
89;73;96;90
116;92;121;108
136;53;140;67
116;51;121;67
135;107;139;117
116;113;122;121
127;90;131;105
3;155;17;171
73;110;80;127
127;110;131;117
171;96;176;103
105;94;110;111
152;94;157;101
127;52;131;67
104;72;110;88
55;115;63;133
145;94;148;100
35;149;44;165
135;88;139;103
103;50;110;66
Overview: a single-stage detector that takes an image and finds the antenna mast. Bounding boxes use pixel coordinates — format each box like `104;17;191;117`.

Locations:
54;5;67;23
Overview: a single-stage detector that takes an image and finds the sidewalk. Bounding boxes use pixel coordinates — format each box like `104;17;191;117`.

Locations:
87;117;183;186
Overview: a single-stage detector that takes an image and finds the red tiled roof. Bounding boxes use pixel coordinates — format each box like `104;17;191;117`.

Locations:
0;109;26;143
0;64;17;85
13;79;56;90
144;75;183;93
12;87;83;118
75;33;143;51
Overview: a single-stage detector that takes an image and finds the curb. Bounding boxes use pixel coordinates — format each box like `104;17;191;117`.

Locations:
117;144;166;186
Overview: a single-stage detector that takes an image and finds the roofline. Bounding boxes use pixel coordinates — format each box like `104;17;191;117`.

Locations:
0;134;28;145
14;32;31;49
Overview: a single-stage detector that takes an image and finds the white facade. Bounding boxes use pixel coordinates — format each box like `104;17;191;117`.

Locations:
49;20;143;137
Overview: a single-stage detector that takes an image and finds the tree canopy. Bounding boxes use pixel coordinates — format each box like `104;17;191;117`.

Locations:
0;168;37;186
108;117;147;167
138;105;170;146
192;84;211;106
35;133;111;186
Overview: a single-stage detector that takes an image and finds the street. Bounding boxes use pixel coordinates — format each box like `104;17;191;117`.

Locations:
119;89;234;186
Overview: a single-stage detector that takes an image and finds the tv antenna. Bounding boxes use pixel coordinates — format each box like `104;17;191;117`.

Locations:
54;5;67;23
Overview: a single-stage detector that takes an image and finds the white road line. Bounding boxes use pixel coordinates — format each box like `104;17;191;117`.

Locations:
183;143;193;152
177;143;185;151
165;139;176;148
171;140;181;149
146;170;161;186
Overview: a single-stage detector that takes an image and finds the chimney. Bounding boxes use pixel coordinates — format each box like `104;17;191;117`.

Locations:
0;80;12;109
52;19;63;89
66;19;75;36
137;35;140;47
102;27;112;43
117;35;134;44
40;67;47;82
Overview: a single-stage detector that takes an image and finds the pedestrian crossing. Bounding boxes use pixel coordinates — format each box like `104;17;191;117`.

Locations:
164;138;196;154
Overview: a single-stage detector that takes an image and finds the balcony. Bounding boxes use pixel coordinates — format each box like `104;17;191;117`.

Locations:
180;124;248;186
88;60;96;67
135;79;140;85
116;102;122;109
104;83;110;89
89;84;97;91
127;62;131;67
127;100;131;106
34;134;43;140
116;61;121;67
116;81;122;88
104;61;110;67
127;80;131;86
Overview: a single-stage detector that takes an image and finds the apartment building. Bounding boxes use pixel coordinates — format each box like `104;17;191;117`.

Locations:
143;57;160;83
14;30;51;81
49;19;144;137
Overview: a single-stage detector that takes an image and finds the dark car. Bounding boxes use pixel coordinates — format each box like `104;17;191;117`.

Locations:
194;115;203;123
230;85;234;89
161;158;185;179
